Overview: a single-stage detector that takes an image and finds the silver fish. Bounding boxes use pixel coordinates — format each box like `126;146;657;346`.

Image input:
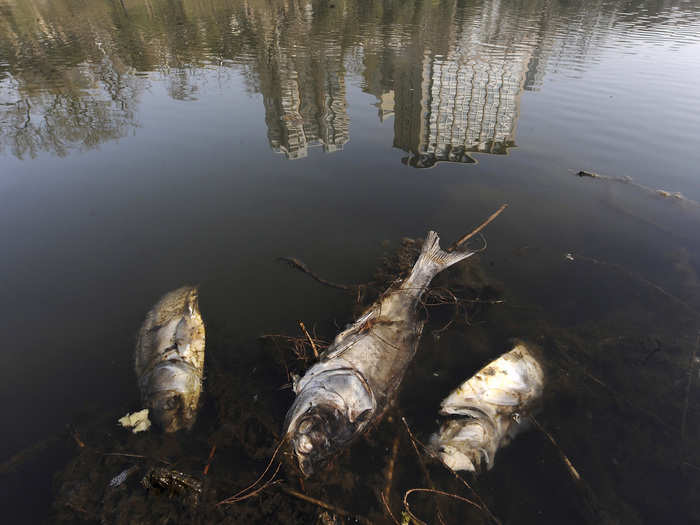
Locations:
429;343;544;472
284;231;475;475
134;286;205;433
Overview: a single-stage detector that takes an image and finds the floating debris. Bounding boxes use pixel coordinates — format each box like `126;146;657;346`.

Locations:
284;230;480;476
565;253;575;261
429;343;544;472
576;170;600;178
109;465;140;487
118;409;151;433
573;169;700;208
141;467;203;506
135;286;205;433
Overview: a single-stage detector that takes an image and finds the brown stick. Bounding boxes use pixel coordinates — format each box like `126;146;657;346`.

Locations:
449;204;508;252
219;464;282;504
102;452;172;465
203;444;216;476
380;491;401;525
218;437;287;505
381;434;401;519
71;430;86;449
530;416;581;482
400;418;447;525
299;321;319;359
403;488;481;525
530;416;608;522
282;487;373;525
277;257;357;290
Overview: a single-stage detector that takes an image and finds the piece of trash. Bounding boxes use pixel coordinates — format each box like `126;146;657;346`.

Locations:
656;189;684;200
284;229;481;476
118;409;151;433
134;286;205;433
576;170;599;178
109;465;140;487
141;466;203;506
565;253;574;261
429;342;544;472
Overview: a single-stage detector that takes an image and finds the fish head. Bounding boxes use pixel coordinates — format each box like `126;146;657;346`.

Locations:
145;361;202;433
284;368;374;476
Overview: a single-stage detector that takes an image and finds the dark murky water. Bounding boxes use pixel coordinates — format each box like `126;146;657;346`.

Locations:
1;0;700;523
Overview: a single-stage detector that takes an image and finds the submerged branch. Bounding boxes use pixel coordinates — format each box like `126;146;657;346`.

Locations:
401;417;500;525
449;204;508;252
277;256;368;291
403;488;481;525
218;437;287;505
282;487;373;525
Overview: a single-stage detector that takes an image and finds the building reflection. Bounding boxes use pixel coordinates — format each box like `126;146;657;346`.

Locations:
365;0;540;168
0;0;696;161
260;43;349;159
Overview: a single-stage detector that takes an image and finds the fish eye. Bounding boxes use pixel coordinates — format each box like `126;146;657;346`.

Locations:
297;418;313;434
162;394;180;411
298;434;313;454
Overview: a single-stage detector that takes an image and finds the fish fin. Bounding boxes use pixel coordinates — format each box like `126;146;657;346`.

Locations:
404;231;475;290
323;308;378;360
415;231;475;276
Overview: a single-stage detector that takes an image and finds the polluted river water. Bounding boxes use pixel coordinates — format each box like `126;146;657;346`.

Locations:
1;0;700;523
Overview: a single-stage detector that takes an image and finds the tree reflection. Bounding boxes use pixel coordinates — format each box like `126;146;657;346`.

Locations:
0;0;697;160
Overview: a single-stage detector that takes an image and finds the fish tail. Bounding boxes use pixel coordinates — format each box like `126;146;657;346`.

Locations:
407;231;475;287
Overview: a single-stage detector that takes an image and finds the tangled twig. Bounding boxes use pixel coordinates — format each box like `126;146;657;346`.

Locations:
403;488;480;525
401;417;500;525
448;204;508;252
282;487;373;525
218;437;287;505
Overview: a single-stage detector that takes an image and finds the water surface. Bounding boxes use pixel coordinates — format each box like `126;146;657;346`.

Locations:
1;0;700;522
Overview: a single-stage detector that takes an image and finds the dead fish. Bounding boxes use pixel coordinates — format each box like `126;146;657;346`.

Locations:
429;343;544;472
141;466;203;506
134;286;205;433
284;231;476;476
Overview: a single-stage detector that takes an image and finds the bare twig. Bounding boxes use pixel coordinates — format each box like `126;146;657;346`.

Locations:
530;417;581;482
282;487;373;525
381;434;401;519
380;491;401;525
384;435;400;500
530;416;608;522
0;434;63;475
218;437;287;505
681;333;700;451
278;257;365;291
299;321;319;359
71;430;86;448
575;254;700;318
557;348;676;435
401;417;500;524
219;464;282;504
403;488;480;525
102;452;172;465
203;444;216;476
449;204;508;252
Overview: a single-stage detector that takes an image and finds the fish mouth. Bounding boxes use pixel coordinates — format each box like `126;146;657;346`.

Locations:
143;361;201;432
288;407;339;476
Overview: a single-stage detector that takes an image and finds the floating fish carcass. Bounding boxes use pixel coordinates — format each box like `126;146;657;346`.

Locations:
429;343;544;472
134;286;205;433
284;231;477;476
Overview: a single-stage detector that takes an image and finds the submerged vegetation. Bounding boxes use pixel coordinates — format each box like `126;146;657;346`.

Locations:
48;228;700;524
